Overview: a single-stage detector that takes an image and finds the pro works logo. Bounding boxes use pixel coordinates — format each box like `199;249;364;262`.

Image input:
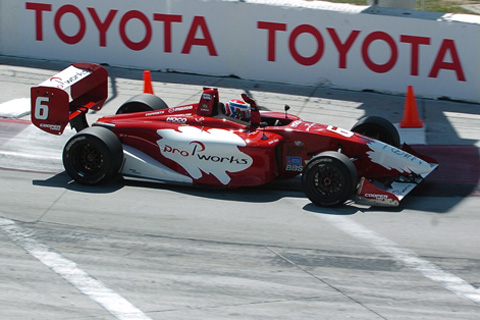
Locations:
157;127;253;184
163;141;250;165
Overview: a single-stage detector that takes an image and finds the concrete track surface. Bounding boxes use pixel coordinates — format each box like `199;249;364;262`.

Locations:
1;57;479;319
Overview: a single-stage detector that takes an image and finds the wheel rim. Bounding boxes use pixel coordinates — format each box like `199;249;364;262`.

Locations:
312;164;344;197
71;143;104;177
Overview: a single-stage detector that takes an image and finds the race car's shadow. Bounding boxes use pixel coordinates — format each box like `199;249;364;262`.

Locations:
302;203;360;216
121;176;308;204
32;171;306;204
33;171;443;214
301;200;406;216
32;172;124;194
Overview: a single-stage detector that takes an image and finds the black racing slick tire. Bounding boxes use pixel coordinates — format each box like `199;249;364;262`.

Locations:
302;151;358;207
115;94;168;114
63;126;123;185
351;116;401;148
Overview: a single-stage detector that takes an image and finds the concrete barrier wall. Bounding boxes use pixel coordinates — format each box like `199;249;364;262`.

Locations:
1;0;479;102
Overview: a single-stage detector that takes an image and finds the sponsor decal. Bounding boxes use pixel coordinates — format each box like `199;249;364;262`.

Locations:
145;110;166;116
257;21;465;81
26;3;218;54
366;140;431;174
327;125;354;138
168;105;193;113
39;65;91;89
24;3;466;82
364;193;389;201
390;183;416;196
305;123;315;132
157;126;253;184
290;120;302;128
39;123;62;131
166;117;187;124
286;156;303;172
267;138;280;145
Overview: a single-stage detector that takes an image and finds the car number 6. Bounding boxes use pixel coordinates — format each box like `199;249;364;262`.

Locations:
327;125;354;138
35;96;50;120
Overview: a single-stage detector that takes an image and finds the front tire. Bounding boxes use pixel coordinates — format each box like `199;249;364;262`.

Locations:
63;126;123;185
351;116;401;148
302;151;358;207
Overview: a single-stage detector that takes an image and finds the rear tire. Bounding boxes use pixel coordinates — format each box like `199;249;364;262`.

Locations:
116;94;168;114
63;126;123;185
302;151;358;207
351;116;401;148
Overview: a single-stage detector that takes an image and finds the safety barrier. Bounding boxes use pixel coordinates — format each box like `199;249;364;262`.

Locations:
1;0;479;102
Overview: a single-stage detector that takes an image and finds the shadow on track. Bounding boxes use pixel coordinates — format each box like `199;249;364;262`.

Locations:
31;170;471;215
31;171;305;204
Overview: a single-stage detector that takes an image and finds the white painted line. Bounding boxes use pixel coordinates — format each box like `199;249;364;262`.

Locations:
315;213;480;305
0;217;152;320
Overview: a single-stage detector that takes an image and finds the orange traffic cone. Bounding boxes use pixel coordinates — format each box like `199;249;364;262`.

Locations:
399;85;424;128
143;70;154;94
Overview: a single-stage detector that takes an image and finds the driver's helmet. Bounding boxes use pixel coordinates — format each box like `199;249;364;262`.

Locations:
225;99;250;120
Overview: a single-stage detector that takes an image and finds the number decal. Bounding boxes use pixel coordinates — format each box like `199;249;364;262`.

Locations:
34;96;50;120
327;125;354;138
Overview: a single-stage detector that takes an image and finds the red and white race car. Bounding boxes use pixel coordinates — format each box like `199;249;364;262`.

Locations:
31;63;437;207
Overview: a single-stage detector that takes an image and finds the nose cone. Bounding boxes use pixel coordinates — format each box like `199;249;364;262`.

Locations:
366;140;431;174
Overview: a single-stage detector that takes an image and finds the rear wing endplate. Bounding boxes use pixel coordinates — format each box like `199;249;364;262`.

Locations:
31;63;108;135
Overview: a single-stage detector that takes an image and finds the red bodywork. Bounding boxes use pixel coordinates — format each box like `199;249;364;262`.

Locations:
95;87;423;188
30;63;437;206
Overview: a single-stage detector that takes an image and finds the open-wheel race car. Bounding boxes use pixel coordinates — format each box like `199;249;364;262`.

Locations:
31;63;438;207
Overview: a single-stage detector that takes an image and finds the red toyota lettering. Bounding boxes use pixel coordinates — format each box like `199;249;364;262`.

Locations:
88;8;118;47
328;28;361;69
257;21;287;61
153;14;182;53
362;31;398;73
289;24;324;66
181;16;217;56
54;5;86;45
400;35;430;76
25;2;52;41
119;10;152;51
429;39;466;81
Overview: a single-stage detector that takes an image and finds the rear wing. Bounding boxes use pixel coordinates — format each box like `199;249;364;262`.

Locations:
31;63;108;135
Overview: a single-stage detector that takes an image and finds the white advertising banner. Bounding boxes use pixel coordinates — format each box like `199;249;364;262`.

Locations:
1;0;479;102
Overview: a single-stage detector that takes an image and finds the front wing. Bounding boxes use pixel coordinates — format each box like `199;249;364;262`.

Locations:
355;162;438;207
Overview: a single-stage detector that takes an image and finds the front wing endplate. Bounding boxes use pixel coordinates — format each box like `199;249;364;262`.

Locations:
355;163;439;207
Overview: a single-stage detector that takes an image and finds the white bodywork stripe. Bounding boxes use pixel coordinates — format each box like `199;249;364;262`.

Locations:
121;144;193;184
